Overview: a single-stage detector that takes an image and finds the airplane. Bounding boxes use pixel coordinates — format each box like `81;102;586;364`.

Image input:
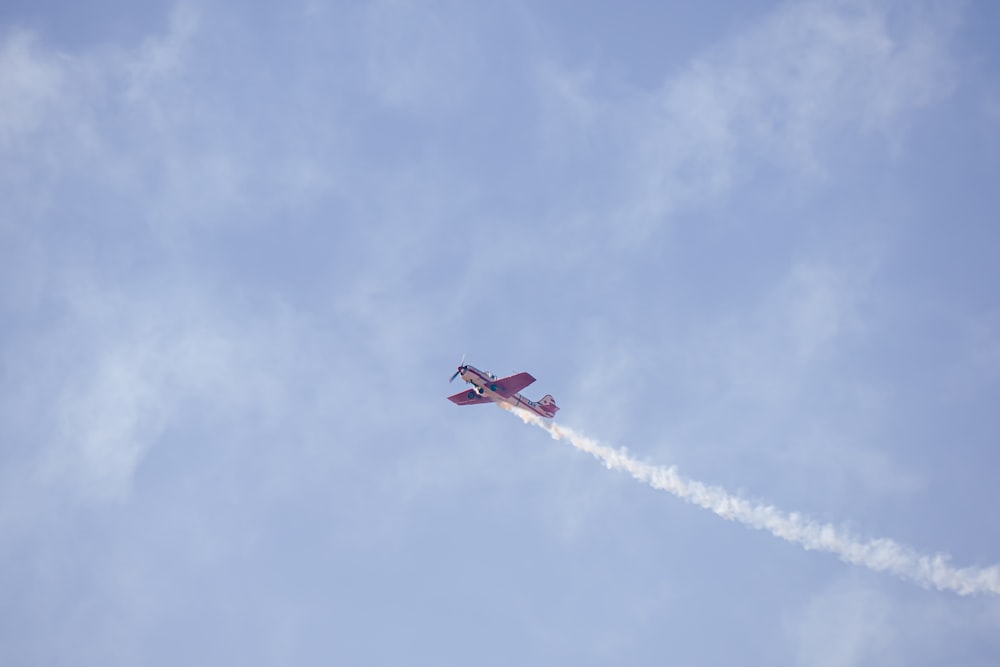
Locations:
447;360;559;419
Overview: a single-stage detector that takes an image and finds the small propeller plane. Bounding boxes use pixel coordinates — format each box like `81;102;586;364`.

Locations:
447;359;559;419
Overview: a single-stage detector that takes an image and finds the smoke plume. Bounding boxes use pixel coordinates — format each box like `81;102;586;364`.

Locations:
504;406;1000;596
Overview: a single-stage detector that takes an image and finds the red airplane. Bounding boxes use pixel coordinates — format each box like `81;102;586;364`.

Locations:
447;360;559;419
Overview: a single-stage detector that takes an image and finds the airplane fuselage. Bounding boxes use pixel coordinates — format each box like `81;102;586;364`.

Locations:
456;365;557;419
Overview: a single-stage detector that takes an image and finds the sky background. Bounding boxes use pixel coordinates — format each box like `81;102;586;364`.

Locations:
2;0;1000;664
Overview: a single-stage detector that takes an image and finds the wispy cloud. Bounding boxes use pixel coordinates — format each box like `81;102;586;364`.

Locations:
0;31;66;147
534;0;961;243
791;582;895;667
360;0;481;114
637;0;959;203
28;280;286;502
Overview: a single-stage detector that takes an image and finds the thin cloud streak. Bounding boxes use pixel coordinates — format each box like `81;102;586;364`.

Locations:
504;406;1000;596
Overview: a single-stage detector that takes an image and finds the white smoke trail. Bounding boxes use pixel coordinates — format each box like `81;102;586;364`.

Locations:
503;406;1000;596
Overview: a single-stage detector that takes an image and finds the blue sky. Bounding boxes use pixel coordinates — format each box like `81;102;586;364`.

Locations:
2;0;999;664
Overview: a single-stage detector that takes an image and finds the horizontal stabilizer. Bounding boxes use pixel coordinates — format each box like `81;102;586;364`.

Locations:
537;394;559;417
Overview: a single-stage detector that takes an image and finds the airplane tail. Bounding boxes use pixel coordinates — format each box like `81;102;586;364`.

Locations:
538;394;559;418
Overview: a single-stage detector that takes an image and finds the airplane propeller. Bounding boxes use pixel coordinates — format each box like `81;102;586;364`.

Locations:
449;354;466;382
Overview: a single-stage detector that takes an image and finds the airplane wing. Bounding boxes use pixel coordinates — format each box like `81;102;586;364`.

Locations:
447;389;495;406
490;372;536;398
